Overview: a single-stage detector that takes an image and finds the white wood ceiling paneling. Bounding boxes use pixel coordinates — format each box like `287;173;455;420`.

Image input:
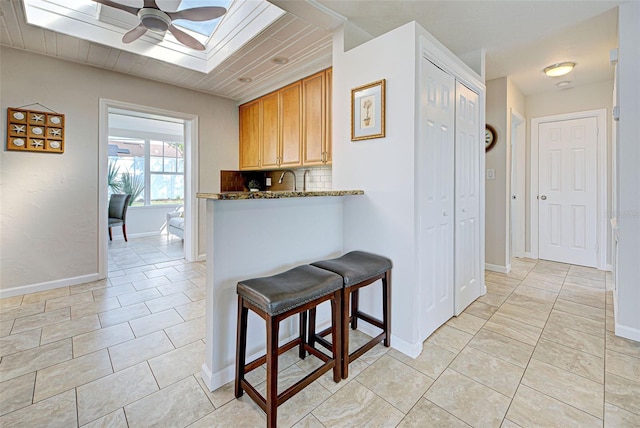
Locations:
0;0;332;102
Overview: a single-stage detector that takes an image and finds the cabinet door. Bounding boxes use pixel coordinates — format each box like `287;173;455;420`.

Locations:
239;100;261;170
302;71;325;165
261;92;279;169
325;68;332;164
279;81;302;167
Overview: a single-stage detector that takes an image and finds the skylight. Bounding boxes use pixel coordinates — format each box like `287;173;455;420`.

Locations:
173;0;232;36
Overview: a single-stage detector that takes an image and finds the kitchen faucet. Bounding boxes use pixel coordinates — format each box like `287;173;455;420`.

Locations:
278;170;297;191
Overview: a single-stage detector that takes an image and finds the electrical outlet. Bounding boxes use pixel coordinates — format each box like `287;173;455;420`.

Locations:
486;169;495;180
266;177;272;186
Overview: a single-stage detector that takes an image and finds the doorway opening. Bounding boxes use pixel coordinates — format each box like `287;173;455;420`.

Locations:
98;99;199;279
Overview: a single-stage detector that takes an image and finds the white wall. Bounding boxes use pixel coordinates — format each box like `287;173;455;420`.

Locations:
485;77;526;270
525;80;614;259
614;1;640;341
332;23;420;349
0;47;238;293
485;78;508;269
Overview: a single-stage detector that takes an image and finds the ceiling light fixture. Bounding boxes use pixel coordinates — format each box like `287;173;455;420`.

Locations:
238;77;252;83
271;57;289;65
544;62;576;77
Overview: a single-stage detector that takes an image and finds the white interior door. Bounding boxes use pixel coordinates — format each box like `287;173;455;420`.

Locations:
418;58;455;340
538;117;598;267
454;82;481;314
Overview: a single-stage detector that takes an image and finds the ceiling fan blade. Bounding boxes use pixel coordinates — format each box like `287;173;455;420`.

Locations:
143;0;159;8
168;24;205;50
92;0;139;16
122;24;148;43
167;6;227;22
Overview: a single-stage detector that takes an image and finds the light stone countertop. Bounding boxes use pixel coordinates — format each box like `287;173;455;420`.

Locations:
196;190;364;200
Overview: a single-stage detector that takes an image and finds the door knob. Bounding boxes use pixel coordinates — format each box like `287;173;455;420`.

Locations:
540;195;547;200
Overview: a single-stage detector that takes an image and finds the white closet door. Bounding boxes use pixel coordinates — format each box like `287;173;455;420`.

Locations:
417;58;455;340
454;82;481;314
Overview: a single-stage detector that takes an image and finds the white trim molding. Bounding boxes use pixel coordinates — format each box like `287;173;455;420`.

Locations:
99;99;199;280
485;263;511;274
0;273;101;299
530;109;608;269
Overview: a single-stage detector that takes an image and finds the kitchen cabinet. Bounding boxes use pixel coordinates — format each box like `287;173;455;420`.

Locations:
302;69;330;165
260;92;279;169
239;100;260;170
279;81;302;167
239;68;331;170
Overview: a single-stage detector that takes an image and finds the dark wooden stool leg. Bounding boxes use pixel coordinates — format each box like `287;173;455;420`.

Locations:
122;224;128;242
330;290;342;382
108;227;113;241
299;310;307;359
266;315;279;428
383;270;391;347
307;308;317;348
350;288;359;330
235;297;248;398
341;288;350;379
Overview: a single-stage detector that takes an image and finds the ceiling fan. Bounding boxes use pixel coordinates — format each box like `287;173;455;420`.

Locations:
93;0;227;51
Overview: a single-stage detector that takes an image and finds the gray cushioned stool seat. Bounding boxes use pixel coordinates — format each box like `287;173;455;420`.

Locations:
237;265;343;316
309;250;392;379
311;251;392;285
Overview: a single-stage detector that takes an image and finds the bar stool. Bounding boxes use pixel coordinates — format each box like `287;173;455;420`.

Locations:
310;251;392;379
235;265;343;428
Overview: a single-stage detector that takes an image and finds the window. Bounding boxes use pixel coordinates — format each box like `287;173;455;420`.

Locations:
108;112;184;206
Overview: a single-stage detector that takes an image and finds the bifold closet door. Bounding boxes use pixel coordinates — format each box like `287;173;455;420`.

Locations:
454;82;481;314
417;58;455;340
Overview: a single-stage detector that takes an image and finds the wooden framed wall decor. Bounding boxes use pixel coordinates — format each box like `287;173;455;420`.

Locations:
7;107;65;153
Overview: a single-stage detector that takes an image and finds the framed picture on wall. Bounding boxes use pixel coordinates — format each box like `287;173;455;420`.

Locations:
351;79;386;141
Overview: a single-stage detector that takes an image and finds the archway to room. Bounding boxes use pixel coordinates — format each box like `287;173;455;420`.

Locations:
98;99;199;279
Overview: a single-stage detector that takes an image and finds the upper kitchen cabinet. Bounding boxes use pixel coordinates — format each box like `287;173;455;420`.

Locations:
239;99;261;170
302;69;328;165
239;68;332;170
260;91;280;169
279;81;302;168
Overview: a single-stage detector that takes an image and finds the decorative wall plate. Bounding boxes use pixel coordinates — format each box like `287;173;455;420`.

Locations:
7;107;65;153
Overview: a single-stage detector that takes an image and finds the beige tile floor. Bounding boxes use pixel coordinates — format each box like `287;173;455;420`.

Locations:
1;250;639;427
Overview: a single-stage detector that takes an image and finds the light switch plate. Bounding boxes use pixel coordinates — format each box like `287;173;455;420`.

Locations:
486;169;495;180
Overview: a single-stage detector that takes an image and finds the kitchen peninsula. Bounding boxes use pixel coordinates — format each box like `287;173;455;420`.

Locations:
196;190;363;391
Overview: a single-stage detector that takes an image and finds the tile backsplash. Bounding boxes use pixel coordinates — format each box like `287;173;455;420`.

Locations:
220;167;332;192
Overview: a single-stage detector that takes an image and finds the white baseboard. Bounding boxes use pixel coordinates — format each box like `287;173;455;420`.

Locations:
0;273;100;299
389;334;423;358
605;263;612;271
524;252;536;259
200;333;299;392
614;323;640;342
356;323;422;359
110;231;161;240
484;263;509;273
196;253;207;262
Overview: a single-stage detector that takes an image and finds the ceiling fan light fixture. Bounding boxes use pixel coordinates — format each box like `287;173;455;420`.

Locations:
544;62;575;77
271;57;289;65
138;8;172;33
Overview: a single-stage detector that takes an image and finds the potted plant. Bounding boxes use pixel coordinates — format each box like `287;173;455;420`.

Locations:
248;179;261;192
